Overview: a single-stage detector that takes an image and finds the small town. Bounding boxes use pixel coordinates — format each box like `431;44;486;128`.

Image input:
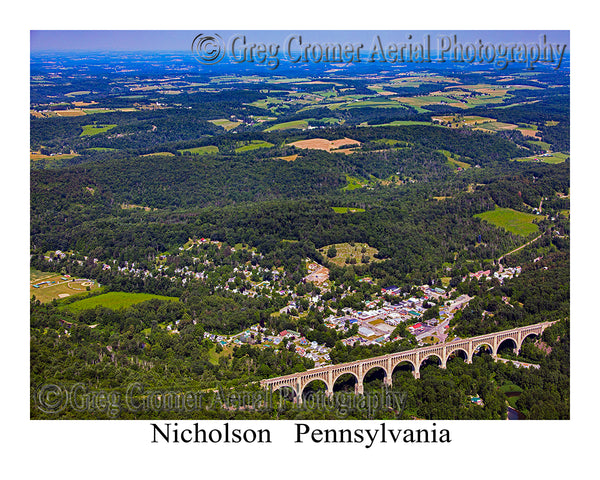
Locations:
34;237;528;368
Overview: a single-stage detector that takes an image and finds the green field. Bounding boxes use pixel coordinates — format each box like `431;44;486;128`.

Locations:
437;149;471;169
80;124;117;136
264;119;309;131
342;175;367;191
473;121;517;132
178;145;219;155
208;118;242;130
235;140;274;153
368;120;434;127
82;108;116;114
332;207;366;213
87;147;119;152
515;152;569;164
334;100;408;110
526;140;552;151
64;292;179;311
474;206;540;236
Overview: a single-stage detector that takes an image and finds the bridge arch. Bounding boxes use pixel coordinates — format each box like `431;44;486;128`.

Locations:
270;384;298;403
518;331;542;351
361;365;390;387
332;371;359;393
446;346;469;363
301;378;329;400
419;352;443;367
497;336;519;355
472;342;494;359
391;358;417;374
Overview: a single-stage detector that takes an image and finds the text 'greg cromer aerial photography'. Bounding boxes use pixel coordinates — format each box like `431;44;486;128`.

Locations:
30;30;570;423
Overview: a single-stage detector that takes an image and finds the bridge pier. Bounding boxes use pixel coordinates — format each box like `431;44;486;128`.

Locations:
383;376;393;388
413;370;420;380
355;381;364;395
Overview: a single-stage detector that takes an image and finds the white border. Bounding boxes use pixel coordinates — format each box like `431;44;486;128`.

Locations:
4;0;596;477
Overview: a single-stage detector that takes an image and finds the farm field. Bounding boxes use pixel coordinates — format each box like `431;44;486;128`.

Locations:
54;109;87;117
288;137;360;152
474;206;541;236
80;124;117;136
527;140;552;151
331;207;366;213
366;120;433;127
87;147;119;152
235;140;274;153
333;99;408;110
473;121;518;133
31;270;100;303
437;150;471;169
30;152;79;161
208;118;242;130
278;154;299;162
63;292;179;312
141;152;175;157
178;145;219;155
432;115;495;127
264;119;309;131
515;152;569;164
432;114;539;138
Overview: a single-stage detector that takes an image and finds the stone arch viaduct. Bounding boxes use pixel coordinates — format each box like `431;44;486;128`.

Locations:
260;321;556;399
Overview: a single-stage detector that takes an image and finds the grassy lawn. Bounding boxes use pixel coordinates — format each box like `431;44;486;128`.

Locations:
63;292;179;311
208;344;235;365
499;383;524;408
178;145;219;155
80;124;117;136
474;206;540;236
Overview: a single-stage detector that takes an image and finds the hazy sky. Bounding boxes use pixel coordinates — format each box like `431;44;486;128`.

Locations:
30;30;570;52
